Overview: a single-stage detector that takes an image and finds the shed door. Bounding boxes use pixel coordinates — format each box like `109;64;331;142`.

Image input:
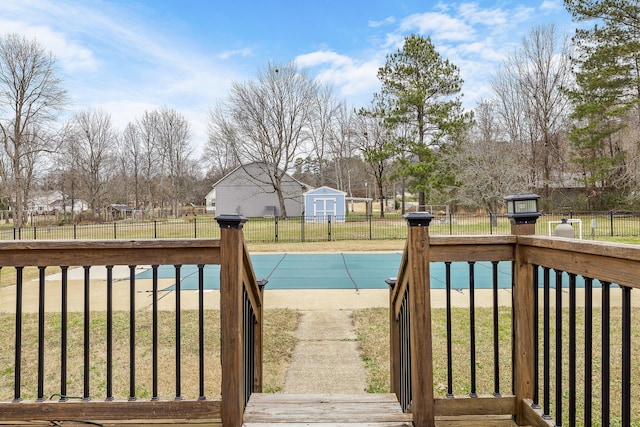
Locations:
314;197;337;218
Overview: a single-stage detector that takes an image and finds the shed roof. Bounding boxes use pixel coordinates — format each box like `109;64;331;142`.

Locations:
304;186;347;196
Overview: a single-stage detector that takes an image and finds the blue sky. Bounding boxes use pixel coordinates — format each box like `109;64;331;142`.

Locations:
1;0;574;156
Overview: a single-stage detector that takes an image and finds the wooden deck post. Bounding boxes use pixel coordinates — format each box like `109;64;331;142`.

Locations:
406;212;435;427
217;215;248;427
511;218;538;425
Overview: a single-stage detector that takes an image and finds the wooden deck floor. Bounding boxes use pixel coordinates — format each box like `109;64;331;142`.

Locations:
242;393;413;426
242;393;525;426
434;415;522;426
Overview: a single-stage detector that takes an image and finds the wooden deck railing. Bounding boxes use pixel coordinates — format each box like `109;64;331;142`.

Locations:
2;212;637;426
0;215;262;427
391;212;638;426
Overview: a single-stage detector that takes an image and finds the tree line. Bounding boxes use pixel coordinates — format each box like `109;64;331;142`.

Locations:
1;0;639;226
207;0;640;217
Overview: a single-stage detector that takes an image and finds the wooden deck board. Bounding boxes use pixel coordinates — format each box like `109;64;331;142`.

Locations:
242;393;412;426
435;414;525;426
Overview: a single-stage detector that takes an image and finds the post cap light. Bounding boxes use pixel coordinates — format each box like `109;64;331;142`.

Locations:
403;212;434;227
504;193;541;225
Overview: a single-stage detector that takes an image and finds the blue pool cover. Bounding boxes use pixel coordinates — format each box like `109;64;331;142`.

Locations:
134;253;516;291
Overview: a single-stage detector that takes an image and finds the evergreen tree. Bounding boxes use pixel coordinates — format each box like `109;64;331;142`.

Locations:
373;34;472;210
565;0;640;207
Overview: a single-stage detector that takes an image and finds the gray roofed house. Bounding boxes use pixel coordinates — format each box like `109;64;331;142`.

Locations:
207;162;310;217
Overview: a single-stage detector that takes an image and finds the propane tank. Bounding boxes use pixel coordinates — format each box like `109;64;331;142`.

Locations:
554;218;574;238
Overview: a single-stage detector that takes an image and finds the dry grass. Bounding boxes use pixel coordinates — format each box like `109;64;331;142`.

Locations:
353;306;640;427
0;266;63;289
354;307;514;395
0;309;298;401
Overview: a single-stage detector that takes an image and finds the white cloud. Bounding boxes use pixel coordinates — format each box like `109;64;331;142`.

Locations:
349;1;556;111
218;47;254;60
368;16;396;28
296;51;353;68
0;19;98;72
0;0;241;154
399;12;475;42
0;0;574;153
381;33;406;50
458;3;510;26
541;1;564;12
295;51;381;107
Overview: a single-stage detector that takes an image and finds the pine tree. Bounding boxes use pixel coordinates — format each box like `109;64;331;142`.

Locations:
565;0;640;207
373;35;472;210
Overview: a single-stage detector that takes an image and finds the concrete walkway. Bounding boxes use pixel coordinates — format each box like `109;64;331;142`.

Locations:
283;309;367;394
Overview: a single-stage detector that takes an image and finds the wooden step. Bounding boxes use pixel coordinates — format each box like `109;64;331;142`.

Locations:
242;393;413;426
435;415;525;426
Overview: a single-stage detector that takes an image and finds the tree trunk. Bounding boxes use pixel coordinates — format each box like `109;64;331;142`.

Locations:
276;187;288;219
377;178;385;218
418;191;426;212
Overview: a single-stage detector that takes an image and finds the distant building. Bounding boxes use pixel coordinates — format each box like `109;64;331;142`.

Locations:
208;162;310;217
106;204;135;220
304;186;346;222
28;190;88;214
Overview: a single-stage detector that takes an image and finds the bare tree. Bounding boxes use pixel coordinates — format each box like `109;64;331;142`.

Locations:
63;109;117;217
491;24;572;202
154;106;193;217
0;33;67;226
305;83;341;186
120;122;142;208
455;100;530;214
204;103;241;182
209;61;318;218
136;110;162;214
355;108;397;218
328;102;358;194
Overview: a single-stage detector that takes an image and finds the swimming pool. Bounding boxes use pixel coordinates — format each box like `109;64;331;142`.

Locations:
135;253;516;291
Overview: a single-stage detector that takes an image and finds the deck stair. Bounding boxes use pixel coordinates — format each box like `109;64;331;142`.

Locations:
242;393;413;426
434;415;523;426
242;393;525;426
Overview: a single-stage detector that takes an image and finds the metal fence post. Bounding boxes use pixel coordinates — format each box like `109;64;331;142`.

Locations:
609;210;614;236
301;216;305;242
449;213;453;235
274;216;279;243
369;214;373;240
489;212;494;235
327;215;332;241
